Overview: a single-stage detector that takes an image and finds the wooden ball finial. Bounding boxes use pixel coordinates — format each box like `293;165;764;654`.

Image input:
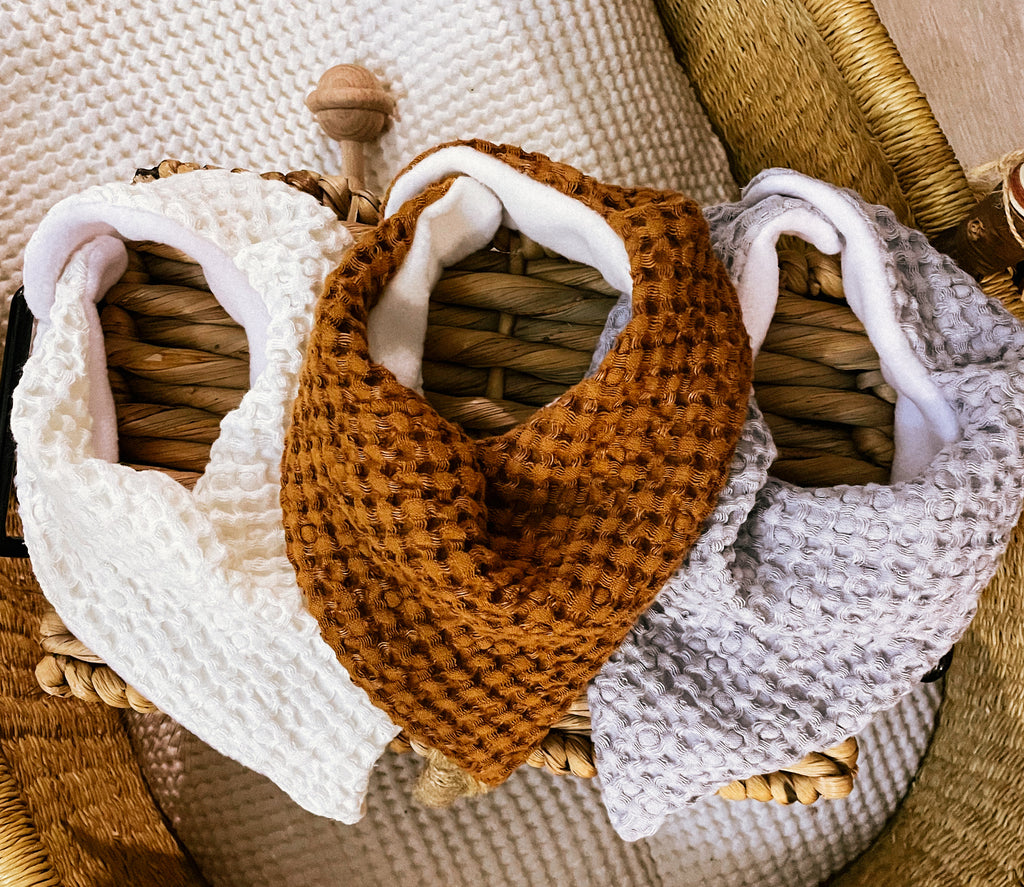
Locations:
306;64;392;143
306;65;392;193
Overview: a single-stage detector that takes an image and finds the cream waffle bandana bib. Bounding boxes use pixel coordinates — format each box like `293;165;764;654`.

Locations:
589;170;1024;840
11;170;400;823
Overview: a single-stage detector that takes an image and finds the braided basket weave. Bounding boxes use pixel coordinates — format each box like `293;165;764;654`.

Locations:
4;1;1024;884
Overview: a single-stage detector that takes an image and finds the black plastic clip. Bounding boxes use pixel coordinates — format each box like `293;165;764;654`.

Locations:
921;647;954;683
0;287;35;558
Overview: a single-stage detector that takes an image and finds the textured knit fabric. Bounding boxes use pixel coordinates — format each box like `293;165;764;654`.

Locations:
0;0;736;318
281;141;752;785
122;681;943;887
127;712;662;887
642;681;944;887
11;170;400;823
589;169;1024;840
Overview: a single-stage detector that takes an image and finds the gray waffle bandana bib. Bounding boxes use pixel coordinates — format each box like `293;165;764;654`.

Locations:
588;169;1024;841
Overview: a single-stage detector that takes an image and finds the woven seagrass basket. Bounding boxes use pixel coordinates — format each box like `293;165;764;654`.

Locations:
33;166;872;802
3;1;1023;884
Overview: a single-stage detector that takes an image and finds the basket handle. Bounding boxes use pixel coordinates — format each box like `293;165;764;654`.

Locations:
307;64;392;222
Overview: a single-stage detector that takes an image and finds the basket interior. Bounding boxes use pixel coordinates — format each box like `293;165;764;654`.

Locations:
101;231;894;490
89;228;883;790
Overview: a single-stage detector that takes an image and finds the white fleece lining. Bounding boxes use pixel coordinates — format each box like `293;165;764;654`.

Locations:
368;177;504;391
386;150;958;482
384;145;633;296
739;171;960;482
22;202;270;464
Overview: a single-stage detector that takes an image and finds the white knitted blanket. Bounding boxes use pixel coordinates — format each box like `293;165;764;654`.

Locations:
0;0;735;317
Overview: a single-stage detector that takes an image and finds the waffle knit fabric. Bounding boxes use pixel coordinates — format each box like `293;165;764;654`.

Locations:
588;169;1024;840
10;169;401;823
0;0;736;318
280;141;753;785
121;681;943;887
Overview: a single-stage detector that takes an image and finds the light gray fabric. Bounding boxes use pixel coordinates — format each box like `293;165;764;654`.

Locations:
589;170;1024;841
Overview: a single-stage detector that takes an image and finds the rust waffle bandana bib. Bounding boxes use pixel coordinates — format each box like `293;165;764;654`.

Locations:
281;141;752;784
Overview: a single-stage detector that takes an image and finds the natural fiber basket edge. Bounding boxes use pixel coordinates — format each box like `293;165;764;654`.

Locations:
0;559;206;886
800;3;1024;884
3;0;1021;884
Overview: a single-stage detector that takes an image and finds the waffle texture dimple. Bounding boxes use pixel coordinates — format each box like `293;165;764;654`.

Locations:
0;0;735;313
11;170;400;824
642;681;944;887
589;172;1024;840
280;141;753;785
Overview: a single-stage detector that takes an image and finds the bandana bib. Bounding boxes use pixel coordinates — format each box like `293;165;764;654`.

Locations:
589;170;1024;840
280;142;753;784
12;170;400;824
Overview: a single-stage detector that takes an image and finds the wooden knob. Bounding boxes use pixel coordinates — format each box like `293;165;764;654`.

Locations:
307;65;392;193
938;159;1024;280
306;64;392;142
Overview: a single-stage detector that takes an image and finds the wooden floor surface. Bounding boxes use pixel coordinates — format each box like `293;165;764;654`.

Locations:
873;0;1024;173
